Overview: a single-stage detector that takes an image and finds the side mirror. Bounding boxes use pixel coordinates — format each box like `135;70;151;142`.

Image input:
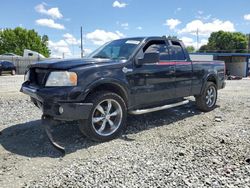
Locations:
137;52;160;65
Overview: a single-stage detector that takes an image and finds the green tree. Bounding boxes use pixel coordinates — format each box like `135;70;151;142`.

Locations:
199;45;209;52
0;27;50;57
186;46;195;53
199;31;248;53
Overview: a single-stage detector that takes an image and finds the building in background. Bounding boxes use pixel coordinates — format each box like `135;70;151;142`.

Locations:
190;53;250;77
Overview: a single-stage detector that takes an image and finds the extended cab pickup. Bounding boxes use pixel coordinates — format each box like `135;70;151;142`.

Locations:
21;37;226;142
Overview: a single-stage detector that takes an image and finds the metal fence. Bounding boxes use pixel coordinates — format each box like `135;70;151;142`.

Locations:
0;57;42;74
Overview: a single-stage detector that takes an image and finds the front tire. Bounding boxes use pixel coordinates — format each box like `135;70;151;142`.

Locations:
195;82;217;112
79;91;127;142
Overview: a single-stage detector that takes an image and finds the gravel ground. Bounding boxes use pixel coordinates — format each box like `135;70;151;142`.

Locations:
0;78;249;188
0;75;24;94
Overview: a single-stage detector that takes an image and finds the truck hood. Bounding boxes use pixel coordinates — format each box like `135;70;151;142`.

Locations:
29;58;119;70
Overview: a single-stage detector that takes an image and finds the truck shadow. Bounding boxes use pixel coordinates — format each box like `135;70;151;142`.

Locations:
0;101;217;158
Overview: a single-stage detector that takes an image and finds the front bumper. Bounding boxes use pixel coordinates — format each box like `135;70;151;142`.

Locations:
21;84;93;121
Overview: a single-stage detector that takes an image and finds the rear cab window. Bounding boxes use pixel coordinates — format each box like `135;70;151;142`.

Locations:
169;41;186;61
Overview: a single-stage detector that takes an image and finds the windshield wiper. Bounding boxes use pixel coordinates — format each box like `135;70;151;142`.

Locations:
92;55;110;59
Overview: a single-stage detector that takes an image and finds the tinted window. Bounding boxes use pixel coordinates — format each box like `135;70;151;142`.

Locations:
144;41;169;61
99;44;135;60
169;45;186;60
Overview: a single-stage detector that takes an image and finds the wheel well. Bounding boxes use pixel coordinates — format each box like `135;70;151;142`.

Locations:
85;83;128;105
207;75;217;86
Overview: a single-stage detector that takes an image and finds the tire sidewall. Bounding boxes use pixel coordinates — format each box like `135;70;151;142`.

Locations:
84;92;127;141
202;82;217;111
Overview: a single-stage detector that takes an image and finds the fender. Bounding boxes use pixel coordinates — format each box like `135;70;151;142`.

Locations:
82;77;131;105
200;72;218;94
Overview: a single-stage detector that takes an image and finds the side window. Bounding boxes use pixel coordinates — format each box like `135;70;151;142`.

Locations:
5;62;12;67
2;62;7;67
143;41;169;61
8;62;14;67
169;44;186;61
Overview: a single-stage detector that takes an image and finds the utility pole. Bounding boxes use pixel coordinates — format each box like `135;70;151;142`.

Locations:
248;34;250;53
80;26;83;58
196;28;199;51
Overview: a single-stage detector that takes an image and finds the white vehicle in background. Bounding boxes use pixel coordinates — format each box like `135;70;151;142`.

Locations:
0;50;48;74
0;50;46;60
0;53;22;58
23;49;45;60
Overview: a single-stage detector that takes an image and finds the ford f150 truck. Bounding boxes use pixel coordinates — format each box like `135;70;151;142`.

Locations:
21;36;225;151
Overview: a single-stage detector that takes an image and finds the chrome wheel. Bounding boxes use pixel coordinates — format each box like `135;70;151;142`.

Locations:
91;99;122;136
205;86;217;107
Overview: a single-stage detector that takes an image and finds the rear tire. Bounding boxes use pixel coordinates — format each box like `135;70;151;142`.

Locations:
79;91;127;142
195;81;217;112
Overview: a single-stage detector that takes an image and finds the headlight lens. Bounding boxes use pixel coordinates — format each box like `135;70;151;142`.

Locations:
24;70;30;82
45;71;77;87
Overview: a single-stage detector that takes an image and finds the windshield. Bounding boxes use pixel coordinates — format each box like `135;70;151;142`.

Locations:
88;38;143;60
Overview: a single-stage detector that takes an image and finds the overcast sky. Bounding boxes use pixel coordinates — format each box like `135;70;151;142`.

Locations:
1;0;250;58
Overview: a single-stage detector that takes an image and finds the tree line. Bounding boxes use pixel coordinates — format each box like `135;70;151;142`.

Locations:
0;27;249;57
169;31;249;53
199;31;249;53
0;27;50;57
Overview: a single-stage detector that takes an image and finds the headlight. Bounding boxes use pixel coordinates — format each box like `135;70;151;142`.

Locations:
24;70;30;82
45;71;77;87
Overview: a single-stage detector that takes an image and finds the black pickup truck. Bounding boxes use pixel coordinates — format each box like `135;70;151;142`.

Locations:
21;36;226;144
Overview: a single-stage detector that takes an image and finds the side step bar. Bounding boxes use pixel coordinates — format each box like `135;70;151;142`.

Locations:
129;100;189;115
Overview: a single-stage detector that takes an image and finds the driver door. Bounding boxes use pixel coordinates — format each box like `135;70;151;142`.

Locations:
128;40;176;107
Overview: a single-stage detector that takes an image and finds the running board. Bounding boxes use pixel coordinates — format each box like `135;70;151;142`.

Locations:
129;100;189;115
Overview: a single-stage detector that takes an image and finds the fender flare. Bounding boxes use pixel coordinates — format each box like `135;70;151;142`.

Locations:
200;73;218;94
82;78;130;105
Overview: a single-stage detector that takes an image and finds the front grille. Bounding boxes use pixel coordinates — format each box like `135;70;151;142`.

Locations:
30;68;49;86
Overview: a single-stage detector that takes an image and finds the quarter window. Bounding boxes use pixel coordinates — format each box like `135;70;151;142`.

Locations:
169;45;186;61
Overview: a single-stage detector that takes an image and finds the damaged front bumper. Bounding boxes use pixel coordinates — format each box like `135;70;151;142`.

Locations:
20;84;93;154
21;84;93;121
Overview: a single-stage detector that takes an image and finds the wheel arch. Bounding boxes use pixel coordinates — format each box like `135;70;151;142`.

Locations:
206;74;218;86
83;79;130;107
200;73;218;94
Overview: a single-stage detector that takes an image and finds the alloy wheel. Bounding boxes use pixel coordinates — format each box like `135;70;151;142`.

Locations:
205;86;217;107
91;99;122;136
